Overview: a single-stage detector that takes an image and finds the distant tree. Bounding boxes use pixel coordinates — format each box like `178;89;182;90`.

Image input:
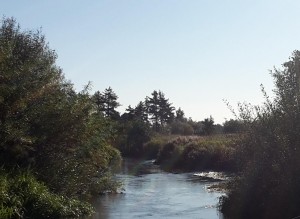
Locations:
187;119;203;135
121;105;135;121
175;108;186;122
158;91;175;127
202;116;215;135
223;119;244;133
92;90;105;115
125;120;151;156
134;101;149;123
170;121;194;135
146;90;174;132
121;102;148;123
213;123;224;134
93;87;120;119
146;90;160;131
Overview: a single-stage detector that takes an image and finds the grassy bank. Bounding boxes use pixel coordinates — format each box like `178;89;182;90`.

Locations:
0;169;94;219
143;134;239;172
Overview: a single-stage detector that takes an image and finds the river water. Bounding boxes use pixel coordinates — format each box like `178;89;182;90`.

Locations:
91;159;224;219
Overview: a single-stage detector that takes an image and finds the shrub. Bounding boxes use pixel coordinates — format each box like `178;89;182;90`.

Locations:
220;51;300;219
155;142;184;170
0;169;94;219
170;121;194;135
155;135;237;172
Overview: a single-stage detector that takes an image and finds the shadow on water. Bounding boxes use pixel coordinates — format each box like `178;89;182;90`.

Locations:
90;159;224;219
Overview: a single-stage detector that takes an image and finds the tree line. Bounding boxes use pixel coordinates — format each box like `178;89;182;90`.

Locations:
91;87;243;135
0;17;242;218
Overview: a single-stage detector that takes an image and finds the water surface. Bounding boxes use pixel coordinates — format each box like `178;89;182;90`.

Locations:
92;159;224;219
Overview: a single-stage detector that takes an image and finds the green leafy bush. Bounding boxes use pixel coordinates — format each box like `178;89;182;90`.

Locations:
0;169;93;219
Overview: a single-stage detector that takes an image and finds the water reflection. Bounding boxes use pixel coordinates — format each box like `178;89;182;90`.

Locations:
91;159;224;219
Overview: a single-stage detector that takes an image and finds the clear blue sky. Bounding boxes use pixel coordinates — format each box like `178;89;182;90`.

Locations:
2;0;300;123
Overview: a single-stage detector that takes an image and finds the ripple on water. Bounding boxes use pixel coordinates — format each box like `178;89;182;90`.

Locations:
91;160;224;219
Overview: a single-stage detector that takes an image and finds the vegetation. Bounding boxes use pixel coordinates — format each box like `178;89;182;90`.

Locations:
220;51;300;219
151;135;238;172
0;169;93;219
0;17;121;217
7;15;299;219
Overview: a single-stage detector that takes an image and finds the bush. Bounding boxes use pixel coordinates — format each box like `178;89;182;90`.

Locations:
143;139;164;159
170;121;194;135
0;169;93;219
220;51;300;219
155;142;183;170
155;135;237;172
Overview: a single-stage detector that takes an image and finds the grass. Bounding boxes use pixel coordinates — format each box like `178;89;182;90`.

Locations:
0;168;94;219
145;134;239;172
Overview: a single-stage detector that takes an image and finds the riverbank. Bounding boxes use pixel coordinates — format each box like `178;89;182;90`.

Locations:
141;134;240;173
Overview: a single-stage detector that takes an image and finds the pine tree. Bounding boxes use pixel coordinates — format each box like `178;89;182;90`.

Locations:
92;87;120;119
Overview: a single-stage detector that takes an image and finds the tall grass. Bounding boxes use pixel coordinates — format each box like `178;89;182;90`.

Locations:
0;168;93;219
152;135;238;172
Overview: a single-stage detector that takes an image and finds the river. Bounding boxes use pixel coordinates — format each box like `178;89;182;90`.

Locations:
91;159;224;219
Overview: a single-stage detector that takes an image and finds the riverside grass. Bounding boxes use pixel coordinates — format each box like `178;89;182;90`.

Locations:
144;134;239;172
0;169;93;219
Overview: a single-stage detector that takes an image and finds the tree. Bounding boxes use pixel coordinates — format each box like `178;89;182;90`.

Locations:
0;17;121;217
121;102;148;123
146;90;174;132
221;51;300;219
202;116;214;135
223;119;244;133
158;91;175;127
175;107;186;121
0;17;62;166
146;90;160;131
134;101;149;123
92;87;120;119
92;90;105;115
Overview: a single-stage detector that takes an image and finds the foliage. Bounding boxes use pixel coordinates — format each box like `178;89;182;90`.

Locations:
0;169;93;219
92;87;120;119
169;121;194;135
175;107;186;121
202;116;215;135
146;90;175;132
0;17;121;216
117;120;152;158
223;119;244;134
220;51;300;219
122;101;148;123
155;135;238;172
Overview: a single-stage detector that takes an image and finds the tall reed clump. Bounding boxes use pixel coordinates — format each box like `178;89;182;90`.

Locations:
155;135;238;172
220;51;300;219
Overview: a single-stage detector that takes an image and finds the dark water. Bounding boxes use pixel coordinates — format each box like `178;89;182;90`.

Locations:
91;160;224;219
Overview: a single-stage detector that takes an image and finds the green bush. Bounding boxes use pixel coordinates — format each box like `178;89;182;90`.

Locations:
0;169;94;219
143;139;163;159
155;135;237;172
220;51;300;219
170;121;194;135
176;141;236;171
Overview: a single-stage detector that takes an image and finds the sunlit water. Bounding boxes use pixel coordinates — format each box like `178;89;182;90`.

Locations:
91;159;224;219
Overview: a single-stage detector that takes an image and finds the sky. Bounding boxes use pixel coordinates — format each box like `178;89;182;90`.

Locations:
1;0;300;123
